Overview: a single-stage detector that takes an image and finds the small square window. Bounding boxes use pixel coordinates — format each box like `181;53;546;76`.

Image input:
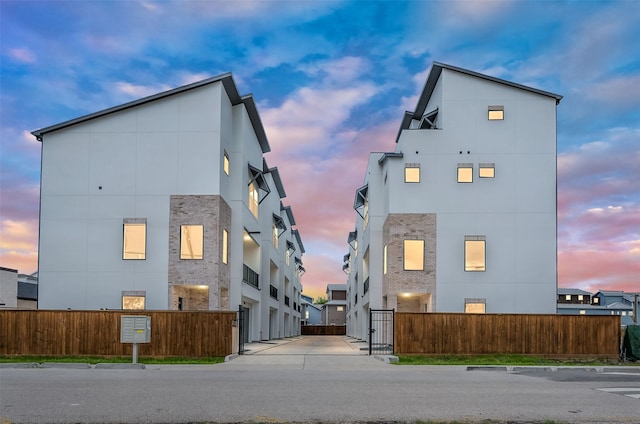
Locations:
578;294;584;301
223;152;230;175
337;306;344;312
488;106;504;120
405;164;420;183
457;164;473;183
579;310;586;315
122;291;146;310
465;236;485;272
593;297;599;304
565;294;571;301
180;225;203;260
479;163;495;178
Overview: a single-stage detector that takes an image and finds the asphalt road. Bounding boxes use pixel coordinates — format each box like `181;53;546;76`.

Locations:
1;336;639;424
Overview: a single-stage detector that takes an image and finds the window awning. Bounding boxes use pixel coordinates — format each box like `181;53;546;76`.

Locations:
286;240;296;253
347;230;357;245
354;184;368;218
343;253;350;263
248;164;271;203
273;213;287;237
294;257;302;265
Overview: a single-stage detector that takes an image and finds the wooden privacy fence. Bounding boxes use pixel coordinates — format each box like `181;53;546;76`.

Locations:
0;310;236;357
394;313;621;358
301;325;346;336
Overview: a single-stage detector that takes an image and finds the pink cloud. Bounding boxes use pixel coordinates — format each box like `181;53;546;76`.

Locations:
9;48;37;64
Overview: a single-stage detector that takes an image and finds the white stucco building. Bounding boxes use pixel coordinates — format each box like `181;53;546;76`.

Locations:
345;62;562;339
32;73;305;342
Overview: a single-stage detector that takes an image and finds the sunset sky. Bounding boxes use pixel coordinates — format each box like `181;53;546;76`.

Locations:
1;0;639;300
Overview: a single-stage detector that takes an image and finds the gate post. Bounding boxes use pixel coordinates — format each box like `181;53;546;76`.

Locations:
238;305;245;355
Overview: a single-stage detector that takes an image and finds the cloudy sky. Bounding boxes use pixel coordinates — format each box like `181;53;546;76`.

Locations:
1;0;639;300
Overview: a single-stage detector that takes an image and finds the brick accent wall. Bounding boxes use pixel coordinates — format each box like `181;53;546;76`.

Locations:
382;213;436;311
168;195;231;310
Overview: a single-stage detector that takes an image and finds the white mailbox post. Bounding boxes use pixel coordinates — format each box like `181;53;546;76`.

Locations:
120;315;151;364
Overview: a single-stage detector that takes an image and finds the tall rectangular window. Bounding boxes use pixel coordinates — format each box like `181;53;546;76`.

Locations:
383;245;388;275
465;236;486;272
222;229;228;264
180;225;203;260
403;240;424;271
272;223;279;248
479;163;495;178
123;219;146;260
405;164;420;183
223;151;230;175
488;105;504;120
248;180;259;218
457;163;473;183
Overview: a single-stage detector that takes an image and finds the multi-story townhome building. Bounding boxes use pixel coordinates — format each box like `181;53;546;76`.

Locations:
345;62;562;339
321;284;347;326
32;73;304;342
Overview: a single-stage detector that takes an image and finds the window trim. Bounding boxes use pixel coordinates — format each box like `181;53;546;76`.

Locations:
464;235;486;272
465;298;486;313
403;239;425;271
222;229;229;264
457;163;473;183
404;163;421;183
122;291;146;310
123;218;147;260
180;224;204;260
488;105;504;120
223;151;230;175
479;163;495;178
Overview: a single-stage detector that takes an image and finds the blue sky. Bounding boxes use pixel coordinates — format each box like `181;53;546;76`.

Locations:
1;0;639;300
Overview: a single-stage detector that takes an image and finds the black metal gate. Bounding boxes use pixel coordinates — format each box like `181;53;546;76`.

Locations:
369;309;394;355
238;305;246;355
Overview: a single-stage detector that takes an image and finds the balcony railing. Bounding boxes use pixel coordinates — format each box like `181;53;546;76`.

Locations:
285;295;290;306
243;264;259;289
270;285;278;300
363;277;369;295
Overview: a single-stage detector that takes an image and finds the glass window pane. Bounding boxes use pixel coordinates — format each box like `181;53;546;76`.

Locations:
404;240;424;271
223;153;230;175
465;303;485;313
222;229;228;264
122;295;145;310
249;181;259;218
123;223;146;260
479;166;495;178
465;240;485;271
488;109;504;120
458;167;473;183
405;167;420;183
383;245;387;275
181;225;203;260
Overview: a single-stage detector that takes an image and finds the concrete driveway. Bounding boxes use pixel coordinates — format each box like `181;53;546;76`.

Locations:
242;335;365;355
224;335;388;370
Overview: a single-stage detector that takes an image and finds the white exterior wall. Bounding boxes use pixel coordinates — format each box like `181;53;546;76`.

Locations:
347;65;558;338
37;77;303;341
0;268;18;309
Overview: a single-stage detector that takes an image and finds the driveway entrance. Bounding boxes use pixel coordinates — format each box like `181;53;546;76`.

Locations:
243;335;364;355
225;336;386;370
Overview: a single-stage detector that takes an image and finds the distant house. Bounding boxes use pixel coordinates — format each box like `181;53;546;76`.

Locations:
300;294;322;325
322;284;347;326
557;288;592;305
17;271;38;309
0;267;18;309
557;288;639;326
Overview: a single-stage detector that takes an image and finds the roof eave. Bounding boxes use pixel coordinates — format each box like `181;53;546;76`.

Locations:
31;73;238;141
